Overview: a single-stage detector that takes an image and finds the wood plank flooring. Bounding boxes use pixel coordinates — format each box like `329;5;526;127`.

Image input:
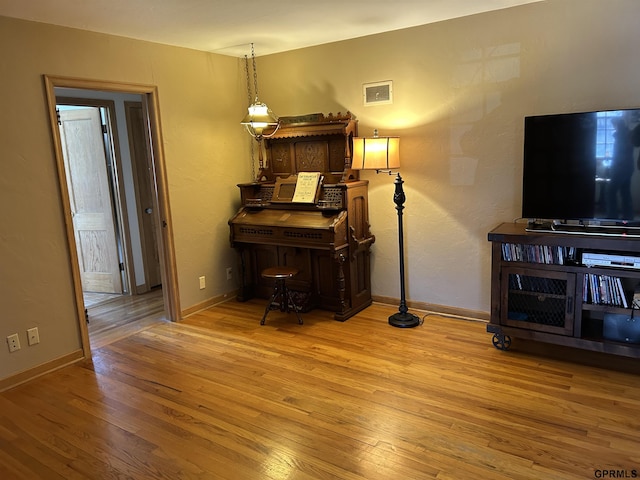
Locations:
86;288;166;349
1;298;639;479
83;291;124;309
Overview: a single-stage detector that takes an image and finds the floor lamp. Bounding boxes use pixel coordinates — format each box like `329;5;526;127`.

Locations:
352;130;420;328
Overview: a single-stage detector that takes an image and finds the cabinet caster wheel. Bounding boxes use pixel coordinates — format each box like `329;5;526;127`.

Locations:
492;333;512;351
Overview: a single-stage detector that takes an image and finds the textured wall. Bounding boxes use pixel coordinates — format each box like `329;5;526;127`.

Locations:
0;16;247;381
259;0;640;315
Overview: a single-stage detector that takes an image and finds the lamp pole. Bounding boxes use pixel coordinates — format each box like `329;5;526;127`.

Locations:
388;173;420;328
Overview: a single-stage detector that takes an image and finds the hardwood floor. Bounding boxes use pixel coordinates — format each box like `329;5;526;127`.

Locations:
1;299;639;479
83;291;124;308
85;288;167;349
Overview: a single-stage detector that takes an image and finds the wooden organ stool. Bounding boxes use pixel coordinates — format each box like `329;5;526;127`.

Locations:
260;266;303;325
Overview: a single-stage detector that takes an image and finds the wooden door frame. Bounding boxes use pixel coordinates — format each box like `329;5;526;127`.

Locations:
44;75;181;358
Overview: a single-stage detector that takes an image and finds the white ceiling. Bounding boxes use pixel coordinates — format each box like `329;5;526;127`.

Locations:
0;0;543;57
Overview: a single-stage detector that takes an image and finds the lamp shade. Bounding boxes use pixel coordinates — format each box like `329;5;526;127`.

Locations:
241;102;278;137
352;135;400;170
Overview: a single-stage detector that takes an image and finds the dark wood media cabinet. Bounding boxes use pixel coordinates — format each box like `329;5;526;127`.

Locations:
488;222;640;359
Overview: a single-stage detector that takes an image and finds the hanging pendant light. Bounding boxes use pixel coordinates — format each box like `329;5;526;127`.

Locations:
241;43;279;182
241;102;279;137
241;43;279;139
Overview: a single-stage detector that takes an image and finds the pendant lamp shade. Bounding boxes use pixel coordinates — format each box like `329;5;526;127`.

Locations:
241;101;279;137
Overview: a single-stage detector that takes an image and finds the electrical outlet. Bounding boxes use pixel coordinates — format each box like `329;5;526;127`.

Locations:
199;275;206;289
7;334;20;353
27;327;40;346
226;267;233;280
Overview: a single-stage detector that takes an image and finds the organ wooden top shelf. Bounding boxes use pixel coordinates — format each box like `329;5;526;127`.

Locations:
254;111;358;184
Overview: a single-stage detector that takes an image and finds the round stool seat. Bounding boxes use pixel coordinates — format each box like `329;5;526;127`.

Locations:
259;266;302;325
261;266;299;280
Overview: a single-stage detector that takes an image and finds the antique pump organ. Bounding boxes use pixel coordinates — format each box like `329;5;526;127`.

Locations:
228;112;375;320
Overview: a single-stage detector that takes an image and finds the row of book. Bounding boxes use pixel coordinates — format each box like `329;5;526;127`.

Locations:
583;274;629;307
501;243;575;265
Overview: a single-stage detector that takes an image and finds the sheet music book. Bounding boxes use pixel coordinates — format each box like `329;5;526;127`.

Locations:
292;172;323;203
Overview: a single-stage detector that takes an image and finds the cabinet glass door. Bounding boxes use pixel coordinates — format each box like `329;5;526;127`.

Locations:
501;267;575;335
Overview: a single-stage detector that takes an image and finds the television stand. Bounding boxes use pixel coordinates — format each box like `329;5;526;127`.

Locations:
488;222;640;361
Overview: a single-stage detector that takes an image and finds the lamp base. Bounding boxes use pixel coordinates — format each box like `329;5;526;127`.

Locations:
388;311;420;328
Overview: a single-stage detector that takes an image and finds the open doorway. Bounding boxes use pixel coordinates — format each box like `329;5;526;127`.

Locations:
56;101;128;297
56;96;165;344
44;76;180;356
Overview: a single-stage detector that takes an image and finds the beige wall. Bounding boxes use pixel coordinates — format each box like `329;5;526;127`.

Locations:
3;0;640;383
0;16;248;381
260;0;640;316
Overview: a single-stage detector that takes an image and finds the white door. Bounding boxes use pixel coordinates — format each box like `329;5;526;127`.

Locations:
59;107;123;294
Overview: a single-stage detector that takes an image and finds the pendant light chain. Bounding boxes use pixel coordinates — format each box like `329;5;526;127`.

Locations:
244;51;256;180
250;43;264;173
251;43;259;103
244;53;253;106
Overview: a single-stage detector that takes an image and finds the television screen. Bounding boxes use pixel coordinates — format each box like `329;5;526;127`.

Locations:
522;108;640;226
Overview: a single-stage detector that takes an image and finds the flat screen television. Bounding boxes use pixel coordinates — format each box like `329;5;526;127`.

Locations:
522;108;640;233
